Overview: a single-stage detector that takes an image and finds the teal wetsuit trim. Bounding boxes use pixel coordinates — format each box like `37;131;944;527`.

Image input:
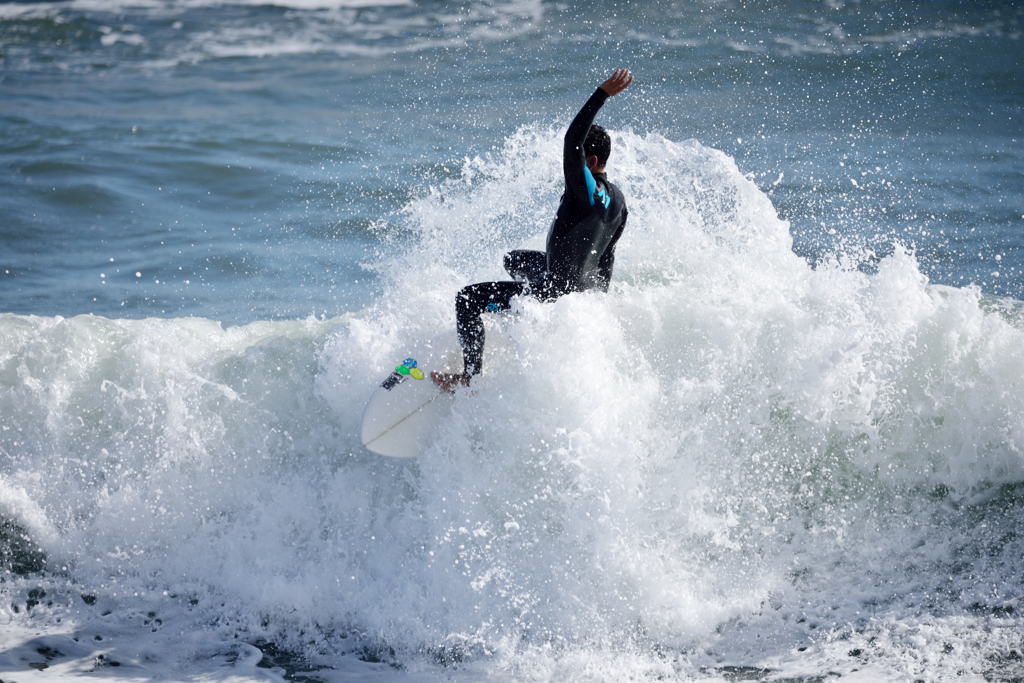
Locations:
583;166;611;209
584;166;597;206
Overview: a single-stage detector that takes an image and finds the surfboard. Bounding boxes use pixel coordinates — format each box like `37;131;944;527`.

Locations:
360;318;517;457
359;332;463;458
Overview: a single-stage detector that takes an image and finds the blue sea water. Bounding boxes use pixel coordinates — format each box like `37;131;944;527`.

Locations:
1;1;1023;681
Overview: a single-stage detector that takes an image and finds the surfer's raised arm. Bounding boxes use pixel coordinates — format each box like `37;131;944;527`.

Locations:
562;69;633;207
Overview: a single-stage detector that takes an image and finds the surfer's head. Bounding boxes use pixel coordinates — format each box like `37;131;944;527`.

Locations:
584;124;611;171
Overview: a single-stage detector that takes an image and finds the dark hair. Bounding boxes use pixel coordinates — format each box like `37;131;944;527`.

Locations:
584;124;611;168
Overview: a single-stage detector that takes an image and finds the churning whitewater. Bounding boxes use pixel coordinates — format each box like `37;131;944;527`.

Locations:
2;129;1022;680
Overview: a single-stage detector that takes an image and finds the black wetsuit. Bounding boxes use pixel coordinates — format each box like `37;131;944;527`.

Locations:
455;87;628;377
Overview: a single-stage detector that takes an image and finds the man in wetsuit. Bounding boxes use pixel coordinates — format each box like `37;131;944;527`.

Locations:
432;69;634;390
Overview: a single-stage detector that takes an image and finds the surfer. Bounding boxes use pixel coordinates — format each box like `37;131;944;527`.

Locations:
432;69;634;390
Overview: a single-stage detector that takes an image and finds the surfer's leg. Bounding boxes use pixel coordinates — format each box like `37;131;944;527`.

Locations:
504;250;547;283
455;281;526;376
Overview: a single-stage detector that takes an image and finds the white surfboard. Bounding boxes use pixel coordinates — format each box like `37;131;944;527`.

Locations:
360;319;517;457
359;332;463;458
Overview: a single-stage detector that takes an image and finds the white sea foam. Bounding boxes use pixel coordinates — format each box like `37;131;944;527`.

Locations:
2;130;1023;681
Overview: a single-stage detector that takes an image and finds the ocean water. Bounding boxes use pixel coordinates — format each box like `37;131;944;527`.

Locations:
1;1;1023;681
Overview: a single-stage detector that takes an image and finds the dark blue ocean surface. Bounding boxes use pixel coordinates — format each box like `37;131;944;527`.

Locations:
2;0;1021;323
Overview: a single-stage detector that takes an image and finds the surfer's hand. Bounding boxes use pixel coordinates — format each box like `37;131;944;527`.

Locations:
599;69;633;96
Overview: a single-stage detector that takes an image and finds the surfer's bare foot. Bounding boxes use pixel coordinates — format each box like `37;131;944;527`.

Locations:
431;371;470;392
